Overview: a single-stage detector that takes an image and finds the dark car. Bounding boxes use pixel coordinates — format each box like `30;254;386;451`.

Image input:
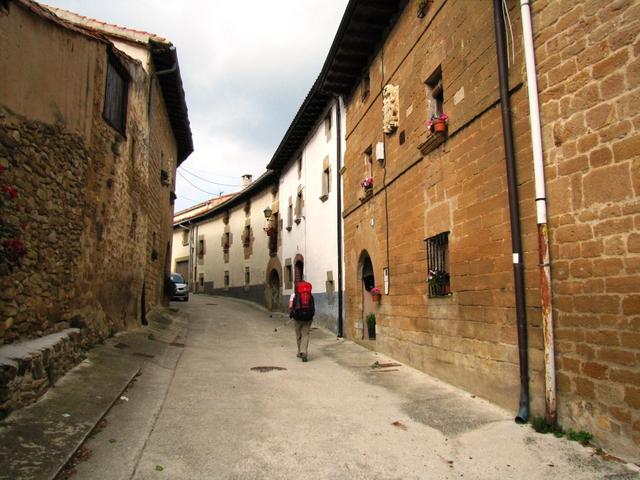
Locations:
171;273;189;301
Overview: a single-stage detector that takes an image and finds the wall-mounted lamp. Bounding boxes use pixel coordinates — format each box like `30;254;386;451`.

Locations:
263;206;273;220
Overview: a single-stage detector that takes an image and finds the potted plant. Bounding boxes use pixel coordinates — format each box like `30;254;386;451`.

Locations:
263;226;274;236
366;313;376;340
428;113;448;134
371;286;381;302
361;177;373;191
428;269;450;295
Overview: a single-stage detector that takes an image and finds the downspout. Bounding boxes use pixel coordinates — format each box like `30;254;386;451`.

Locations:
521;0;556;425
335;96;344;338
493;0;529;424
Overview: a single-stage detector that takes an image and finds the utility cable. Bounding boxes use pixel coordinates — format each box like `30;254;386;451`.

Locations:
179;167;242;187
177;170;224;196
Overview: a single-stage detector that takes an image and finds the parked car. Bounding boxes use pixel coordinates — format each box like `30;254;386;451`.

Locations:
170;273;189;301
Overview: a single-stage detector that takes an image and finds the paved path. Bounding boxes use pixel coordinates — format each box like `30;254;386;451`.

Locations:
70;295;637;480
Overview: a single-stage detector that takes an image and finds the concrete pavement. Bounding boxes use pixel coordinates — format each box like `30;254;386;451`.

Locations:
68;295;637;479
1;294;638;479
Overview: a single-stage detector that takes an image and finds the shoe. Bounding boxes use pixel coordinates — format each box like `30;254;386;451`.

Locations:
301;354;308;362
296;352;302;358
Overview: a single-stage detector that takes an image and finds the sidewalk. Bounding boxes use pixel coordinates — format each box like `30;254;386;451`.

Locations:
0;307;188;480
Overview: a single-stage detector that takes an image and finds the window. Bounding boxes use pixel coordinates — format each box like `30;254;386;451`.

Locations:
426;232;450;297
199;274;204;288
321;156;331;201
287;197;293;231
224;271;230;288
364;146;373;178
198;238;205;258
103;54;129;135
245;267;250;286
244;200;251;217
425;66;443;119
361;74;370;102
182;229;188;246
223;232;230;252
295;190;303;224
297;156;303;179
243;225;251;247
285;261;293;289
324;113;332;142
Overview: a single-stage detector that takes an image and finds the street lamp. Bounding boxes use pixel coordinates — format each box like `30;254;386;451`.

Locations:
263;206;272;220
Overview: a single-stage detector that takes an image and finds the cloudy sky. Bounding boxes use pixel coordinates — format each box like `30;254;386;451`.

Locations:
43;0;349;211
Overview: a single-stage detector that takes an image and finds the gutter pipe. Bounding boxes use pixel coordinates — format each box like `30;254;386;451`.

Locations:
335;97;344;338
520;0;557;425
493;0;529;424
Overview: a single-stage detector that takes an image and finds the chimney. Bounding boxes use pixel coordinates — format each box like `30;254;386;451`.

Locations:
242;174;253;186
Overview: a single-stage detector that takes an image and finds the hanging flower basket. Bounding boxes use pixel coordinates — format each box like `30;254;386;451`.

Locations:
263;226;274;237
361;177;374;190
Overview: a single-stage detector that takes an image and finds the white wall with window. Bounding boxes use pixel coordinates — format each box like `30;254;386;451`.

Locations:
278;99;346;331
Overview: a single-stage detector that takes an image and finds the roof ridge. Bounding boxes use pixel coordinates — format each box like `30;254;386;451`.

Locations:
42;3;168;43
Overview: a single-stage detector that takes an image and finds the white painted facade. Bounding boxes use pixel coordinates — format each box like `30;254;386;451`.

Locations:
278;99;346;331
171;175;276;305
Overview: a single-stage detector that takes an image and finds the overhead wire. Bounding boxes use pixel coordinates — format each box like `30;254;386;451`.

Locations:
177;170;225;196
179;167;242;187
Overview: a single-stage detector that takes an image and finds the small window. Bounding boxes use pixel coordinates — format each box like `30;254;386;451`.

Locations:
103;54;129;135
287;197;293;231
321;158;331;200
243;225;251;247
224;271;230;288
324;113;332;142
425;66;443;119
199;274;204;288
295;191;303;224
245;267;250;286
426;232;450;297
182;229;188;246
285;264;293;289
223;232;230;252
297;156;303;179
198;238;205;258
364;146;373;179
361;74;370;102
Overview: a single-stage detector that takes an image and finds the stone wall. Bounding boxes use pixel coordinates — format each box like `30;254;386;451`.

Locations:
0;4;179;347
532;0;640;459
341;0;638;460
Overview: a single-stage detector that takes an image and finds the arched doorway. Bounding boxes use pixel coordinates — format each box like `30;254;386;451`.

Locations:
359;251;376;340
269;269;281;311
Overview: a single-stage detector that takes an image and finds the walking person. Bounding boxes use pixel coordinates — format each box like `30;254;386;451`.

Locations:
289;280;315;362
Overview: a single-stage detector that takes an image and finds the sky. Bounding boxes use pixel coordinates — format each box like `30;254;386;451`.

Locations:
43;0;349;212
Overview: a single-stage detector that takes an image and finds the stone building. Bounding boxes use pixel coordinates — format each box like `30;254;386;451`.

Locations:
318;0;639;460
0;0;191;415
171;173;277;306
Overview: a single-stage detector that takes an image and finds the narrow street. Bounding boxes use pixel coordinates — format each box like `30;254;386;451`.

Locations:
66;295;634;480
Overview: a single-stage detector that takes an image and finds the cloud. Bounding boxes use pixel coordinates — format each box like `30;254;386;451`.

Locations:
42;0;349;211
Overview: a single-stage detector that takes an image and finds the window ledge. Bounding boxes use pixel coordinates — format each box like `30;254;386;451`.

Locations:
319;193;329;202
418;131;446;156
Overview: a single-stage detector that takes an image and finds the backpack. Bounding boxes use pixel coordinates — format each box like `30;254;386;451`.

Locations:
292;281;315;321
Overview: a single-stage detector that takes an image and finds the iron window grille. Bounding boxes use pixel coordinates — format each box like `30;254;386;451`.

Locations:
426;232;450;297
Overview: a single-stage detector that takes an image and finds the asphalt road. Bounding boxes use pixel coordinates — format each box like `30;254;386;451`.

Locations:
70;295;638;480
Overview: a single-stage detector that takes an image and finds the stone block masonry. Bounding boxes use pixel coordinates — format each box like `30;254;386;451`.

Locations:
340;0;639;461
0;329;86;418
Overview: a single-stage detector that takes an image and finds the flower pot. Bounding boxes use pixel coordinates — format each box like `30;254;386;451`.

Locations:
371;292;381;303
433;119;447;133
367;323;376;339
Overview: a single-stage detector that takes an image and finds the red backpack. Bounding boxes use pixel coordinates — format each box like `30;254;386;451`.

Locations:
292;281;315;321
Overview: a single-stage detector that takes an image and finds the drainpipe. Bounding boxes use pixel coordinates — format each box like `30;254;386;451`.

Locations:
493;0;529;424
521;0;556;425
335;96;344;338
